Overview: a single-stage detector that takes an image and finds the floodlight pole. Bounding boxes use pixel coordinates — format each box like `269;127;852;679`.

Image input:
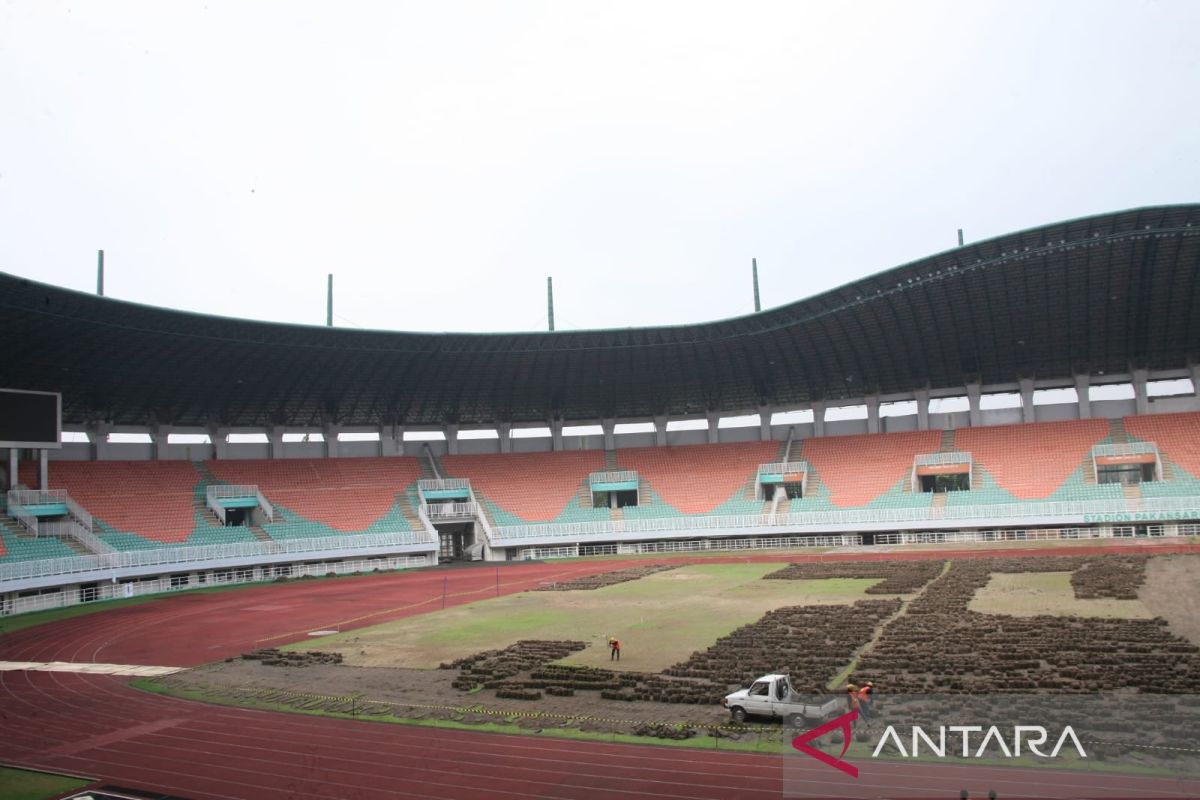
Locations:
97;250;105;296
547;276;555;332
957;229;965;247
326;274;333;327
752;258;761;312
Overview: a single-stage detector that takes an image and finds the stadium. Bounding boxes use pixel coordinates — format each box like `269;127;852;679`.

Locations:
0;205;1198;799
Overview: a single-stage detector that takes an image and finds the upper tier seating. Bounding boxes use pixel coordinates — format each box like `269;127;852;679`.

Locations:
953;419;1110;501
442;451;606;523
614;442;778;515
30;460;202;545
207;457;423;533
1125;412;1200;480
799;430;941;508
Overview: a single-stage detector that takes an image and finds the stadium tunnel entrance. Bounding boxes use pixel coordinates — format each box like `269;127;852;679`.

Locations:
436;522;478;562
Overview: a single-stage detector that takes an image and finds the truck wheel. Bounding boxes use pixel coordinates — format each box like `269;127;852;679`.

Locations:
731;707;747;724
784;713;801;728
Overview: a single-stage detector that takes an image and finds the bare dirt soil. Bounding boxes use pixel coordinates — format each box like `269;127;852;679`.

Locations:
171;657;740;736
1140;554;1200;645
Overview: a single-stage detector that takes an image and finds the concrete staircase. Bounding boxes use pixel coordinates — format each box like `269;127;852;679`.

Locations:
578;480;594;509
604;450;619;470
1122;483;1143;507
1109;417;1129;444
939;428;955;452
399;489;425;529
247;523;273;542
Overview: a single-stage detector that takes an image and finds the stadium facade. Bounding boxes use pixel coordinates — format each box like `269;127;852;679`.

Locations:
1;205;1198;614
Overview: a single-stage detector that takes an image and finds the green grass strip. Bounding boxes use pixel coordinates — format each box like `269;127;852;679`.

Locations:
0;765;90;800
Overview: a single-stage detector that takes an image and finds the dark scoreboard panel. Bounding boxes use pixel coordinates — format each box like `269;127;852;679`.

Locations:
0;388;61;448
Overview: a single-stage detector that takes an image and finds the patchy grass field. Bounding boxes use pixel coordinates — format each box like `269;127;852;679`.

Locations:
297;563;887;672
968;571;1153;618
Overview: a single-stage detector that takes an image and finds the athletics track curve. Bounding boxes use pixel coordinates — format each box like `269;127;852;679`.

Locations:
1;541;1198;800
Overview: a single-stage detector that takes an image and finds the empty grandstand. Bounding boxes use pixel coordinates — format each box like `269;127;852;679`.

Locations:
1;205;1199;613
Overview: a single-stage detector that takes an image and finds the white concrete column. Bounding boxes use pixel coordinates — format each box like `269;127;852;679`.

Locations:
323;426;341;458
550;419;564;451
601;418;615;451
39;448;49;489
207;426;230;460
705;412;720;444
151;425;170;461
268;426;286;459
811;401;826;438
445;424;459;456
758;406;772;441
966;383;982;427
915;389;931;430
654;415;667;447
865;396;881;435
1019;378;1036;424
497;422;512;454
88;423;113;461
1075;375;1091;419
7;449;17;490
1132;368;1150;415
379;424;403;457
1191;364;1200;407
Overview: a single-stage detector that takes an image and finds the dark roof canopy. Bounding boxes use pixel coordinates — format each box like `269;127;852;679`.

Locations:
3;205;1199;428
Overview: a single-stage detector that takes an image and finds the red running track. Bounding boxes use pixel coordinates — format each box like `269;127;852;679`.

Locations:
2;543;1198;800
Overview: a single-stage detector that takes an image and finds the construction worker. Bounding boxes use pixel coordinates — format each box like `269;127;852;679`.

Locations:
609;637;621;661
857;682;874;726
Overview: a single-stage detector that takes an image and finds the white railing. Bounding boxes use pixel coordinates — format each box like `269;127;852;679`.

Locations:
7;488;68;507
1093;442;1158;457
416;504;438;539
6;504;38;535
65;497;93;533
424;501;478;520
255;489;275;523
0;553;433;617
418;478;470;491
0;530;437;584
588;470;638;486
757;461;809;476
488;495;1200;541
914;451;972;466
65;522;116;554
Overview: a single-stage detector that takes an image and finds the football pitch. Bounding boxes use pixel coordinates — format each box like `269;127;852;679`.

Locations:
297;562;887;671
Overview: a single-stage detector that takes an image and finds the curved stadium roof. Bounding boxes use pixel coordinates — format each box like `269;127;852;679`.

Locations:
2;205;1199;428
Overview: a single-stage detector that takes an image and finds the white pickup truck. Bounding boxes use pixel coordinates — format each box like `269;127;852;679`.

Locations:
722;674;843;724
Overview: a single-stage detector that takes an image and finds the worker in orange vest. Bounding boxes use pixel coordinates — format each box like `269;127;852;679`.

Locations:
857;681;875;726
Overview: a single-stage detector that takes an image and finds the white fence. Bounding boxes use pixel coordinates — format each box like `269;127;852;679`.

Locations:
914;451;972;466
873;523;1199;546
757;461;809;476
0;530;436;584
205;484;275;525
0;553;432;617
424;501;478;520
589;470;638;486
490;496;1200;542
418;478;471;492
521;533;862;560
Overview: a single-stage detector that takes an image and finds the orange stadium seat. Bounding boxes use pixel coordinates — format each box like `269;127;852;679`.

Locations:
33;460;201;544
799;430;940;507
442;450;606;522
1124;411;1200;479
206;457;423;532
954;419;1110;500
614;442;778;515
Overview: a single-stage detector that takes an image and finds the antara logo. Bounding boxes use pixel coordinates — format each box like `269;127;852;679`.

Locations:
872;725;1088;760
791;710;860;778
791;714;1088;780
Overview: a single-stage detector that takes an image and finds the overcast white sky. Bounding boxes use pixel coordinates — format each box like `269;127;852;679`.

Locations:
1;1;1197;334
